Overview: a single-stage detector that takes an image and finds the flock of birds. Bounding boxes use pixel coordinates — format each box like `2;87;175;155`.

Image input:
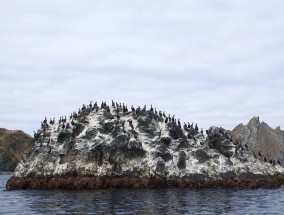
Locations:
36;100;203;140
34;100;281;166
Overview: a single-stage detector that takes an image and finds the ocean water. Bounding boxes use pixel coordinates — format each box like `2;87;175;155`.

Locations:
1;173;284;215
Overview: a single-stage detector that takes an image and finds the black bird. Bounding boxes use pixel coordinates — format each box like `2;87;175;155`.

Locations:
150;105;154;112
163;111;166;117
165;117;168;123
178;119;181;127
131;105;135;112
201;128;203;134
269;160;273;164
264;156;267;162
183;123;188;131
171;115;175;122
278;159;281;165
258;151;262;157
155;108;157;115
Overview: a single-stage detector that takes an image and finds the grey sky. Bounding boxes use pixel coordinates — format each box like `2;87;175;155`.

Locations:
1;0;284;135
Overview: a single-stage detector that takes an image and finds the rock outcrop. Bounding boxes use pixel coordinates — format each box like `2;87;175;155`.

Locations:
6;105;284;190
0;128;32;171
231;116;284;164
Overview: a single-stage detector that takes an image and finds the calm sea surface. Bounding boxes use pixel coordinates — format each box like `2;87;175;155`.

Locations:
1;173;284;214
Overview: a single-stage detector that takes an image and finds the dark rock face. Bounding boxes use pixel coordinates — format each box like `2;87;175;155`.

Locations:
155;151;173;162
83;128;98;140
177;151;187;169
74;123;85;136
194;149;216;163
137;116;158;138
208;127;234;158
57;131;72;143
99;121;115;134
160;137;172;147
127;140;146;158
177;138;190;149
167;123;185;140
0;128;32;171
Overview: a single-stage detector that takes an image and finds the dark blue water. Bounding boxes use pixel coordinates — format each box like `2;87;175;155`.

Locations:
1;173;284;214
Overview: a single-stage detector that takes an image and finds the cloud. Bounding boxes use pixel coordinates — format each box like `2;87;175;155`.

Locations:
0;0;284;134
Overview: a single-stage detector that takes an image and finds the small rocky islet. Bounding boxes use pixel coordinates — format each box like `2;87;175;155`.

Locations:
6;101;284;190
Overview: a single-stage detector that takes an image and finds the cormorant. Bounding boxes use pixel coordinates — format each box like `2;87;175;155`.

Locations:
171;115;175;122
178;119;181;127
150;105;153;112
131;105;135;112
278;159;281;165
183;123;188;131
258;152;262;157
155;108;157;115
89;101;92;108
165;117;168;123
112;100;115;107
195;123;199;132
163;111;166;117
43;117;47;124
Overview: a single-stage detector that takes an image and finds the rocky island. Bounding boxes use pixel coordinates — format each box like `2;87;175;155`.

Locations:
6;101;284;190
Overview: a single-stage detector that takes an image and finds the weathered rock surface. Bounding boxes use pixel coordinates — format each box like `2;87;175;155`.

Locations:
0;128;32;171
6;108;284;190
231;116;284;164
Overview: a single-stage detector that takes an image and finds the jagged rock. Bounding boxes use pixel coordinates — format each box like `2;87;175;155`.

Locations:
74;123;85;136
167;123;185;140
231;116;284;164
208;127;234;158
188;128;198;136
177;151;186;169
57;131;72;143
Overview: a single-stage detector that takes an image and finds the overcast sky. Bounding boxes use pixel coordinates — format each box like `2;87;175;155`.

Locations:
1;0;284;135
